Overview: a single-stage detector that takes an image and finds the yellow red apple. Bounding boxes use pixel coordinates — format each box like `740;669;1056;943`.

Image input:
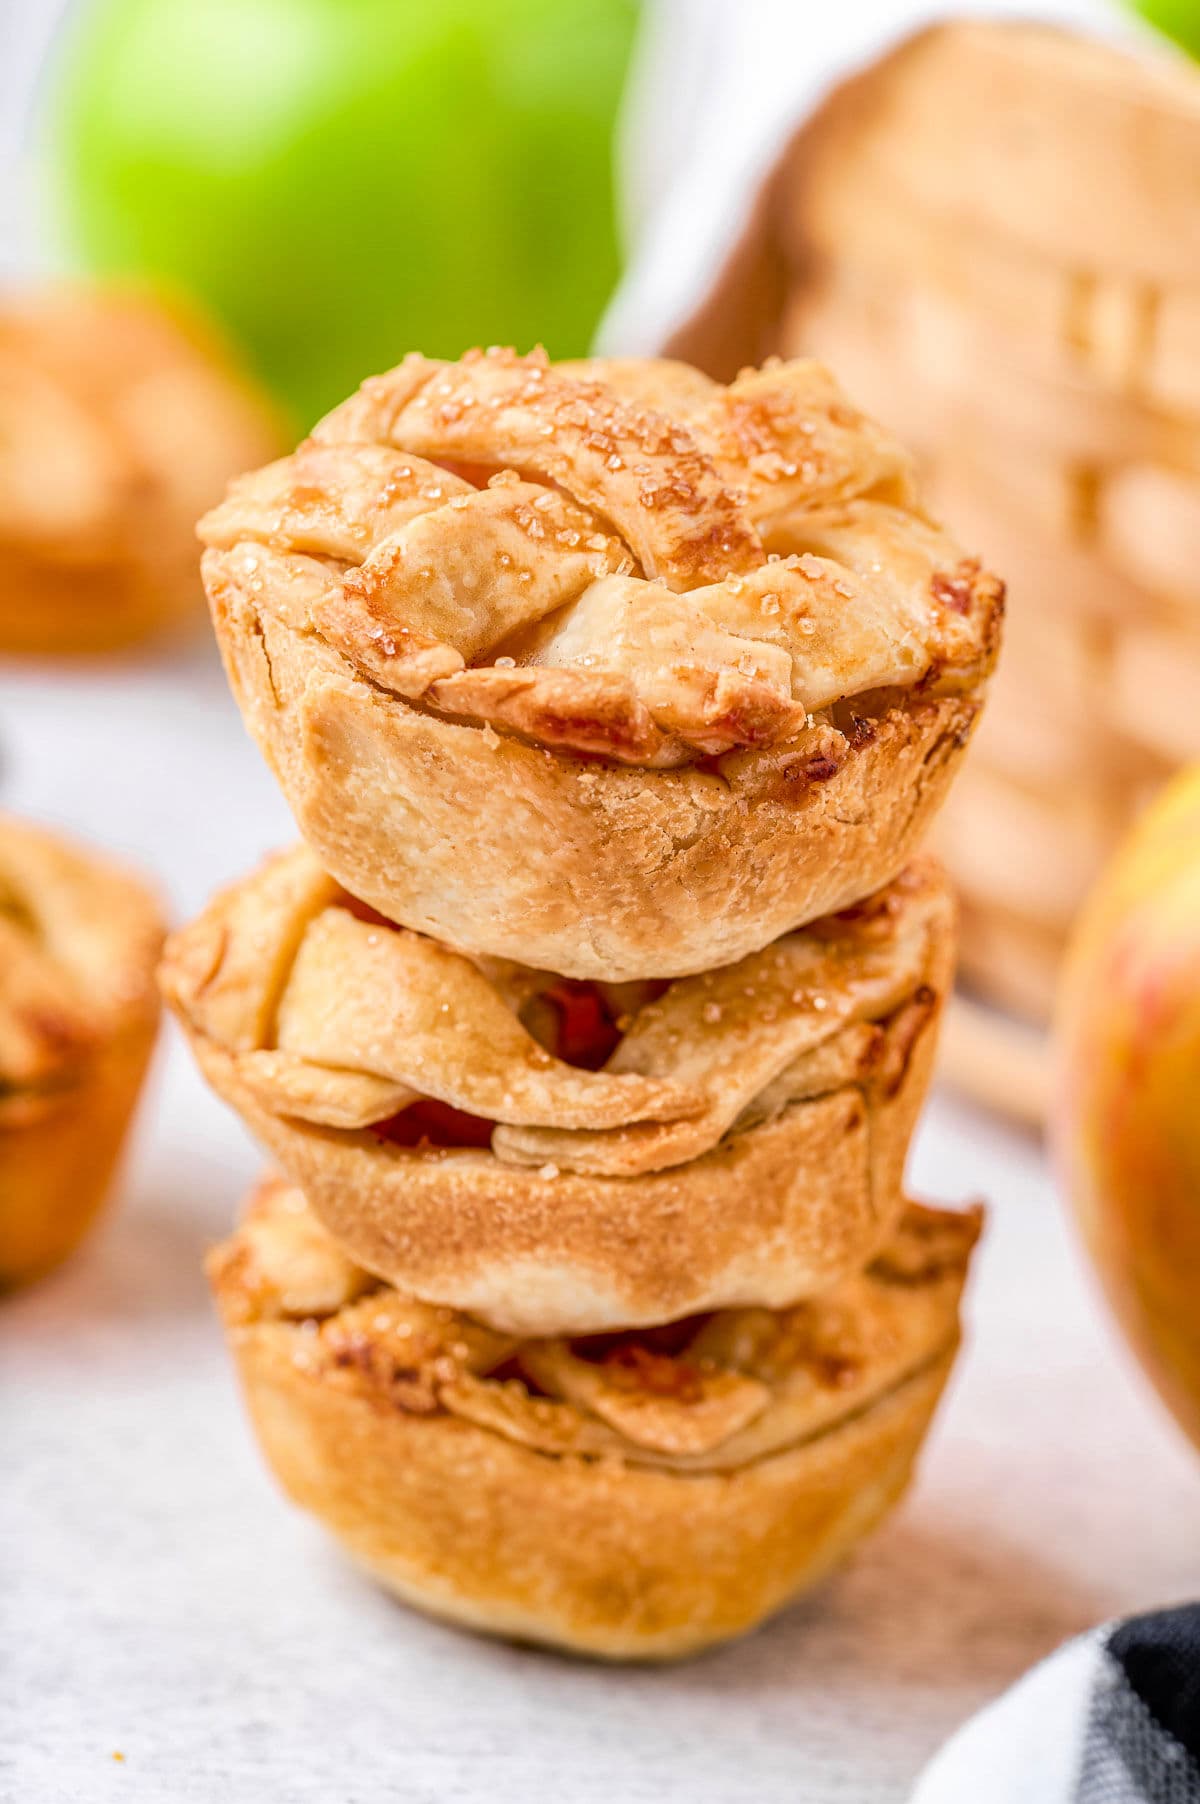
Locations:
1053;766;1200;1451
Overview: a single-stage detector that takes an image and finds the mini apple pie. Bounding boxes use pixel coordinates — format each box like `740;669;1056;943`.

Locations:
162;847;953;1335
199;347;1001;979
0;285;280;654
211;1175;980;1660
0;814;163;1286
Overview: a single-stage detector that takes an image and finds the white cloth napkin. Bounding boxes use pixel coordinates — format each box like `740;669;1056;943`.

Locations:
912;1605;1200;1802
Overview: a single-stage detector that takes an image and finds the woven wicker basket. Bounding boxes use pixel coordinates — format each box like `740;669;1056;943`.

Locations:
665;19;1200;1111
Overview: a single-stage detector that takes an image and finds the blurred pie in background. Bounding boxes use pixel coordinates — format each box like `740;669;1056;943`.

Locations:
0;811;163;1287
0;285;281;654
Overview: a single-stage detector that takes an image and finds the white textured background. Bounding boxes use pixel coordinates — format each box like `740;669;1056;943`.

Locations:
3;4;1200;1801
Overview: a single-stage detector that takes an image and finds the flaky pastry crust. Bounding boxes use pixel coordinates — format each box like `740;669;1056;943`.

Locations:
199;347;1001;977
0;286;280;654
163;849;954;1334
0;814;164;1286
210;1177;981;1660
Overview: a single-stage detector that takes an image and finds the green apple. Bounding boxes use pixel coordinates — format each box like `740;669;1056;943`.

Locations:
1131;0;1200;58
53;0;638;428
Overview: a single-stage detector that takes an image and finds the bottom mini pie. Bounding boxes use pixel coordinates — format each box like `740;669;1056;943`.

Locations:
210;1176;982;1661
0;813;163;1286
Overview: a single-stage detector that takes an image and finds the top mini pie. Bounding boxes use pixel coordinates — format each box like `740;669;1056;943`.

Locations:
200;348;1002;979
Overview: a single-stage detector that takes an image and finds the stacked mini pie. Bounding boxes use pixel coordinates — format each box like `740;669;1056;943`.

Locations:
757;21;1200;1024
162;346;1000;1659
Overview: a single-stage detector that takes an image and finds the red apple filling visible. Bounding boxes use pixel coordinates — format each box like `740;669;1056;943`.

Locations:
369;973;667;1151
430;457;500;490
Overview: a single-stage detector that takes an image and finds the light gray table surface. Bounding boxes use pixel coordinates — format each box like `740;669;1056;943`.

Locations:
3;639;1199;1804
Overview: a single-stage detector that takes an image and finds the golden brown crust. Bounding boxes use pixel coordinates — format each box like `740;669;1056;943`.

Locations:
163;852;954;1333
0;814;164;1285
199;347;1000;976
210;1178;980;1659
0;285;281;654
209;569;984;978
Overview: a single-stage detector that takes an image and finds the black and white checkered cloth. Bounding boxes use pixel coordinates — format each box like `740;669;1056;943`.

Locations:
913;1605;1200;1802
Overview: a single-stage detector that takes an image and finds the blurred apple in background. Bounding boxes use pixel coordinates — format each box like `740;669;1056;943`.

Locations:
52;0;638;429
1132;1;1200;57
1054;767;1200;1453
